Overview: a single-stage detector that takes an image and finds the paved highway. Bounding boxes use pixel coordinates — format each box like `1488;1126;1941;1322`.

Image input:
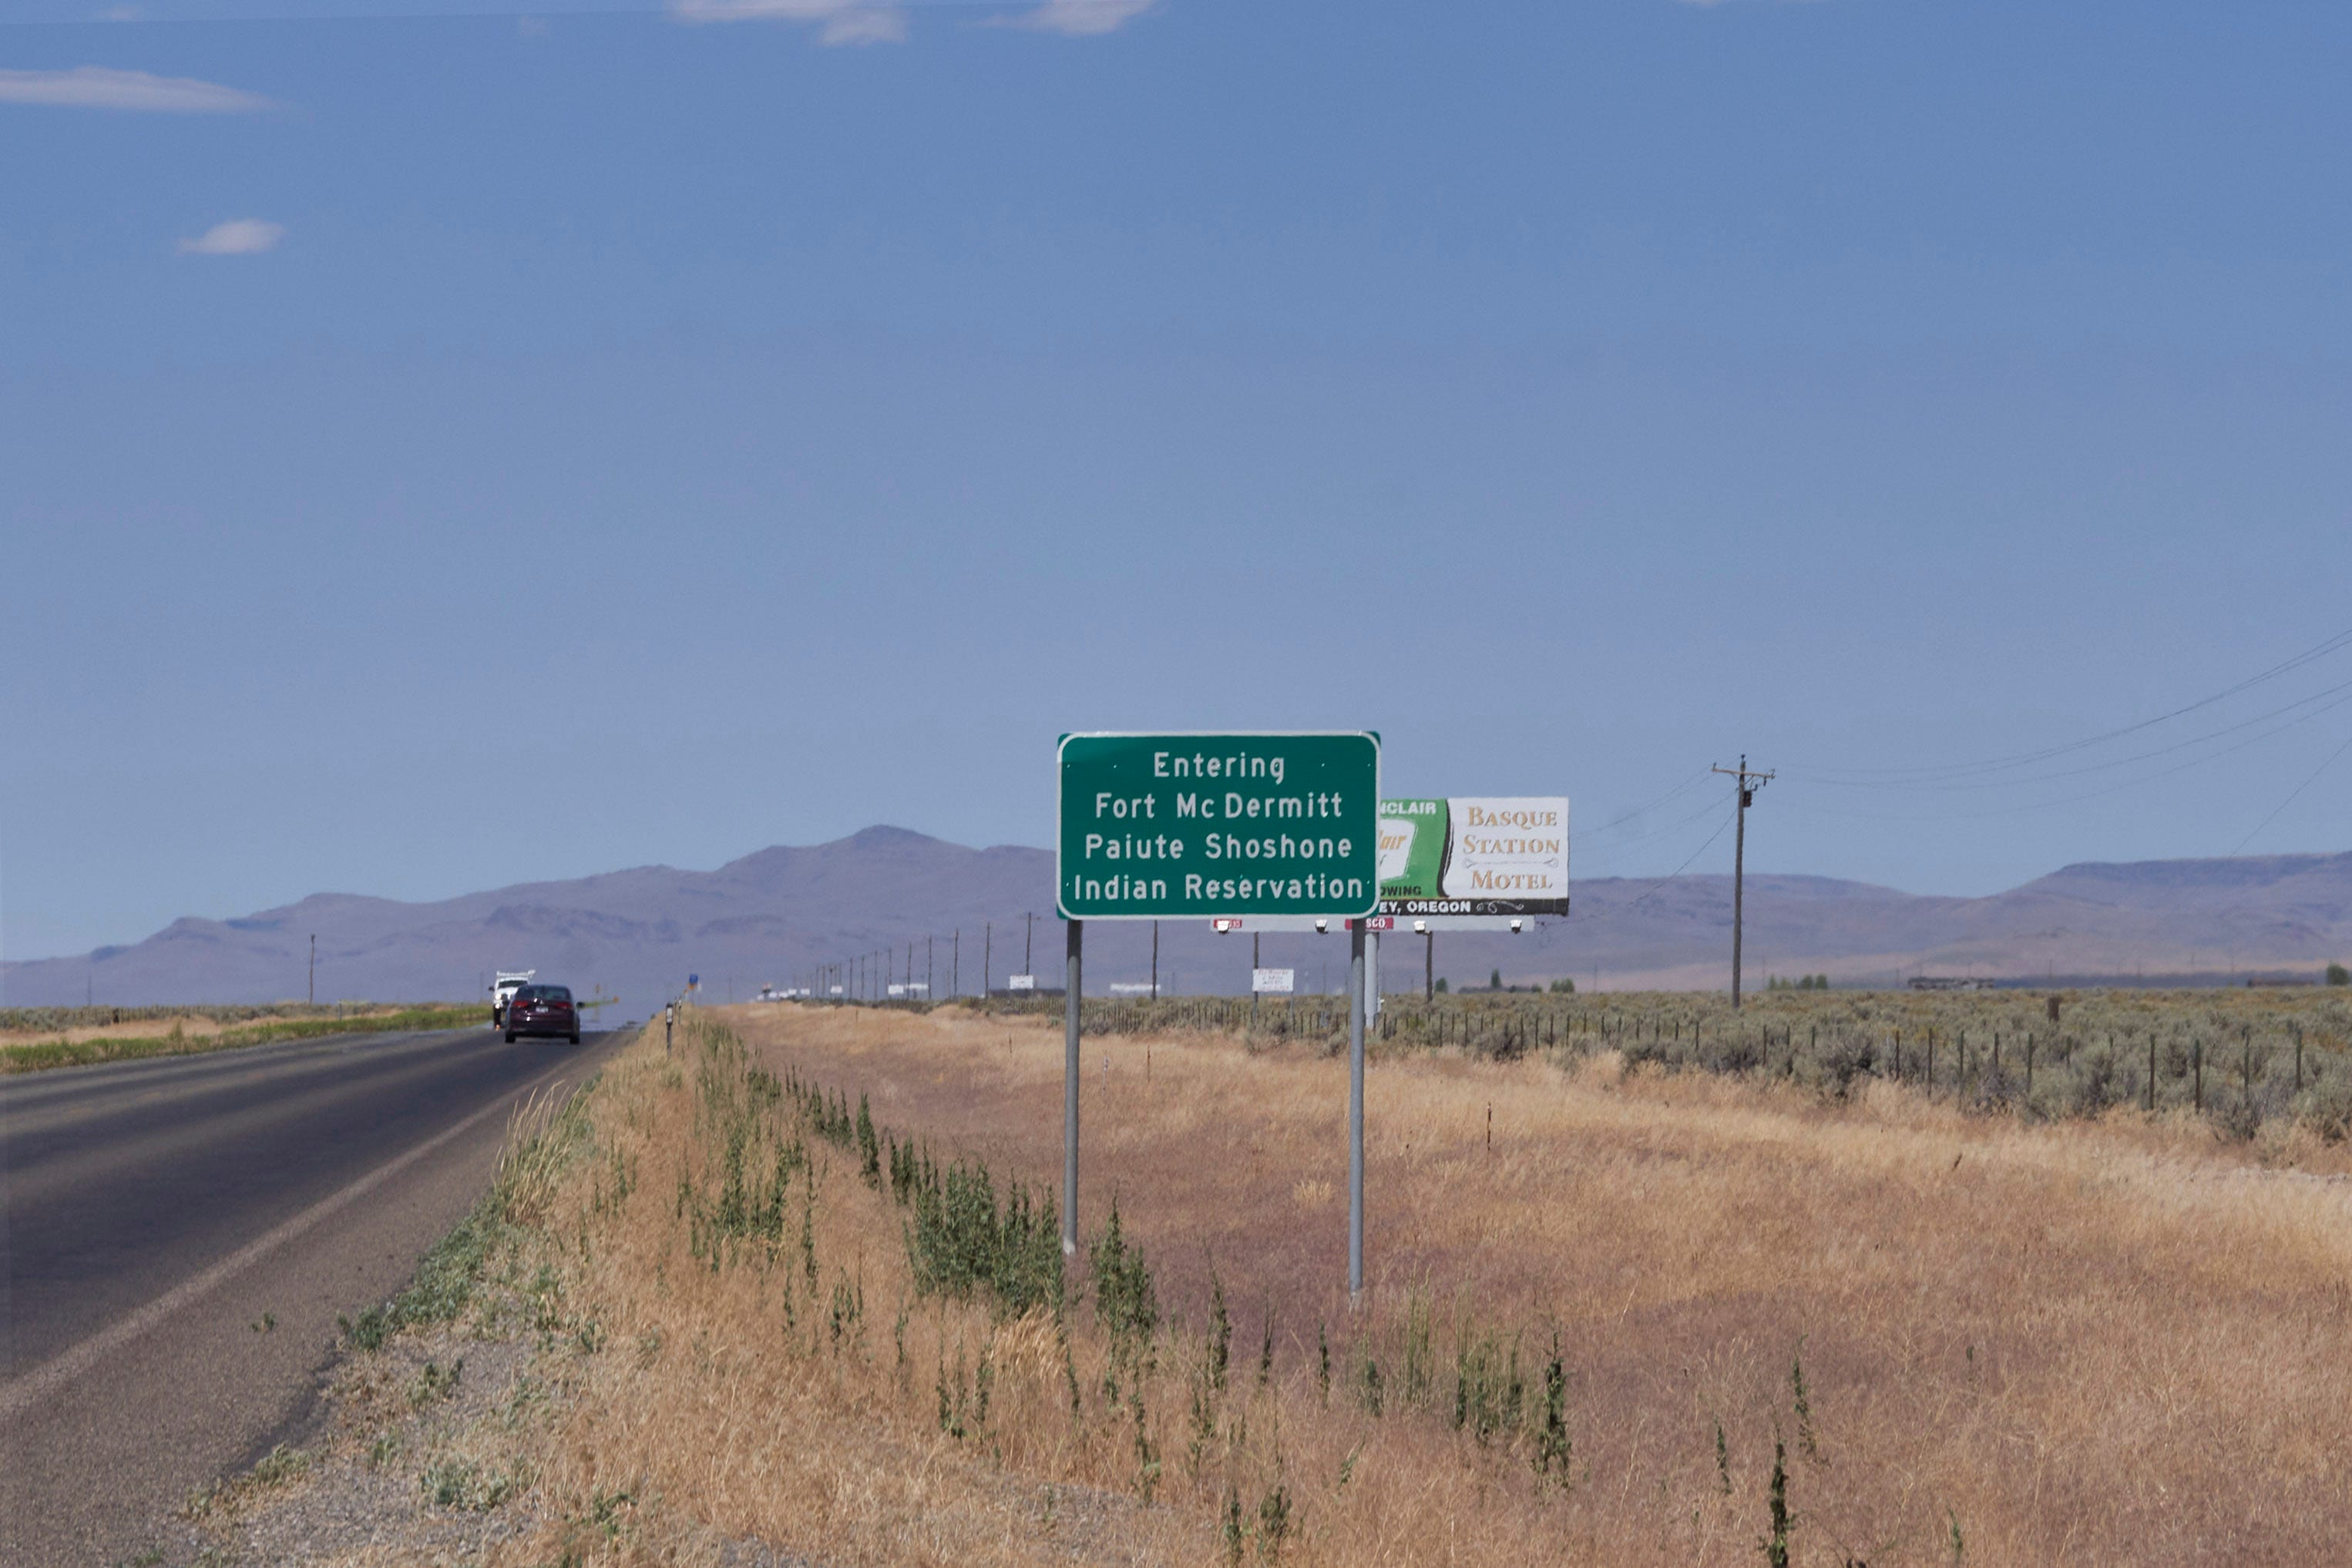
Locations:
0;1022;630;1566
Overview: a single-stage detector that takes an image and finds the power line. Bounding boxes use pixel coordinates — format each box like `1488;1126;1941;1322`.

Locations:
1788;675;2352;794
1776;685;2352;824
1573;782;1732;869
1576;767;1712;841
1614;802;1739;915
2230;728;2352;855
1788;623;2352;785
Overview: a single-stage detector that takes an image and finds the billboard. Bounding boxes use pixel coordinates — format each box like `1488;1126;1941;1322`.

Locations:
1377;797;1568;918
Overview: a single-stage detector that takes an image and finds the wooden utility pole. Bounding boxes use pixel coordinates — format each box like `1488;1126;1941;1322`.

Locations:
1710;756;1773;1009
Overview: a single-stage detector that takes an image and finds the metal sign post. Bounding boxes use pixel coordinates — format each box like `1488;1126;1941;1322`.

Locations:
1348;921;1367;1301
1062;918;1083;1256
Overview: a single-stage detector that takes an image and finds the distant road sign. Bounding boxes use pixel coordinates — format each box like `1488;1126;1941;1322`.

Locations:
1008;975;1037;991
1058;732;1379;920
688;973;700;987
1252;968;1296;994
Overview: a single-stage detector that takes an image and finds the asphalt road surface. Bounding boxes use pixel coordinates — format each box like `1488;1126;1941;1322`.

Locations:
0;1022;630;1566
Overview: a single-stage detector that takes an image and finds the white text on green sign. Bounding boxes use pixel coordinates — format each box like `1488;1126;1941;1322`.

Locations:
1057;733;1379;918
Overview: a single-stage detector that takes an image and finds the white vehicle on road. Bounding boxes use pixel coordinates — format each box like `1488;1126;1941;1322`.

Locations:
489;970;536;1026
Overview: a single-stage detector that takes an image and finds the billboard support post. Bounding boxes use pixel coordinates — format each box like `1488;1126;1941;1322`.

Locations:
1348;920;1367;1302
1063;918;1083;1257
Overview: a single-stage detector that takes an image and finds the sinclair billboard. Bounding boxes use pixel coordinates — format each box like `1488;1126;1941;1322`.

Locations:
1376;797;1568;918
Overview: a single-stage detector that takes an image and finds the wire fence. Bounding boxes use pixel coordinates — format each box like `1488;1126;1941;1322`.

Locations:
799;986;2352;1144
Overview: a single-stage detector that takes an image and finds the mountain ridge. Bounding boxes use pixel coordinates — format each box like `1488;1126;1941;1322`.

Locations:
7;830;2350;1012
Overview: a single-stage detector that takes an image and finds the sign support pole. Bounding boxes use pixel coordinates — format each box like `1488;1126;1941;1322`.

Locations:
1063;918;1084;1257
1348;920;1366;1302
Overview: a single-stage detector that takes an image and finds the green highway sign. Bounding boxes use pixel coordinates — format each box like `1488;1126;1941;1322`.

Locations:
1057;732;1381;920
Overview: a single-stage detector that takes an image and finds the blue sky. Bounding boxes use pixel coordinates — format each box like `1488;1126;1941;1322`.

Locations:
5;0;2350;960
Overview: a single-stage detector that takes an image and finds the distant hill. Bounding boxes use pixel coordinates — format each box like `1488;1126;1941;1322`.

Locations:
6;829;2350;1012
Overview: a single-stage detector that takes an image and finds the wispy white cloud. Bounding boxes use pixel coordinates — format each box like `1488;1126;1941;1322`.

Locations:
996;0;1153;35
0;65;272;113
178;218;284;256
814;6;906;44
670;0;909;45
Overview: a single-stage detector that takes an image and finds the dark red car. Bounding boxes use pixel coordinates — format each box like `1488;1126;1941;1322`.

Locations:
504;984;580;1044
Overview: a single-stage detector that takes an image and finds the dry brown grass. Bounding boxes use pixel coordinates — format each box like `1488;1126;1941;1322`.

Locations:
0;1001;479;1045
0;1013;237;1046
488;1002;2352;1566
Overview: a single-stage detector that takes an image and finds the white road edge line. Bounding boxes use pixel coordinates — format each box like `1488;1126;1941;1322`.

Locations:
0;1053;596;1423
